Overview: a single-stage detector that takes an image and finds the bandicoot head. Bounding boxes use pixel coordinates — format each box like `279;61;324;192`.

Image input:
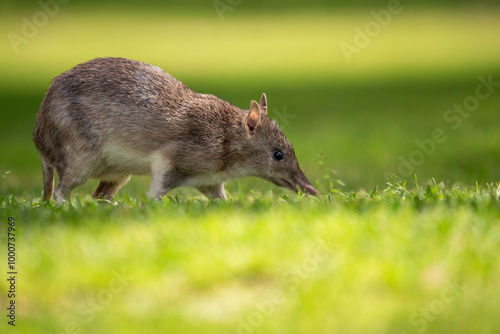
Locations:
236;94;319;196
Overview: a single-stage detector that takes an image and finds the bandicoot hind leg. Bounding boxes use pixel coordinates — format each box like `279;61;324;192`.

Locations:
93;176;131;201
41;156;55;201
53;166;91;202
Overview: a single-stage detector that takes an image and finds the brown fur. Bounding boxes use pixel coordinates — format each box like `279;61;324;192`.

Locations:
33;57;318;201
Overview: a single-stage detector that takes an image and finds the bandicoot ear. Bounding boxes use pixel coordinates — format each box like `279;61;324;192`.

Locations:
259;93;267;115
245;100;262;136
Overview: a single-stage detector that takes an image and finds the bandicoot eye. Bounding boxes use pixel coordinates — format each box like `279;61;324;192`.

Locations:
273;149;284;161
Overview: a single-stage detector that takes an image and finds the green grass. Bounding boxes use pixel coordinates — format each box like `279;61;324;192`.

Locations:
1;3;500;334
1;180;500;333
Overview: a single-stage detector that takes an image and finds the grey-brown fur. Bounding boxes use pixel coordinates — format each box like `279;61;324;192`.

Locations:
33;57;318;201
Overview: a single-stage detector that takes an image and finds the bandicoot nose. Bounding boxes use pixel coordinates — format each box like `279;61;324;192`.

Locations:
294;176;320;197
300;182;320;197
304;183;320;197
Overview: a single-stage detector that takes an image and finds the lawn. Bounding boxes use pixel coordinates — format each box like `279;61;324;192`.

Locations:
1;2;500;333
2;182;500;333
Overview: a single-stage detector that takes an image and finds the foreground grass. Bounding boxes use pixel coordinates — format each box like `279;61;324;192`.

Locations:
1;181;500;333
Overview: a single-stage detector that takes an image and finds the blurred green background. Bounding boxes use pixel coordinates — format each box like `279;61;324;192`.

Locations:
1;0;499;197
1;1;500;334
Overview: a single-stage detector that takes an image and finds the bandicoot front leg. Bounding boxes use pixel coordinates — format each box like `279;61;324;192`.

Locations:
197;184;227;200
